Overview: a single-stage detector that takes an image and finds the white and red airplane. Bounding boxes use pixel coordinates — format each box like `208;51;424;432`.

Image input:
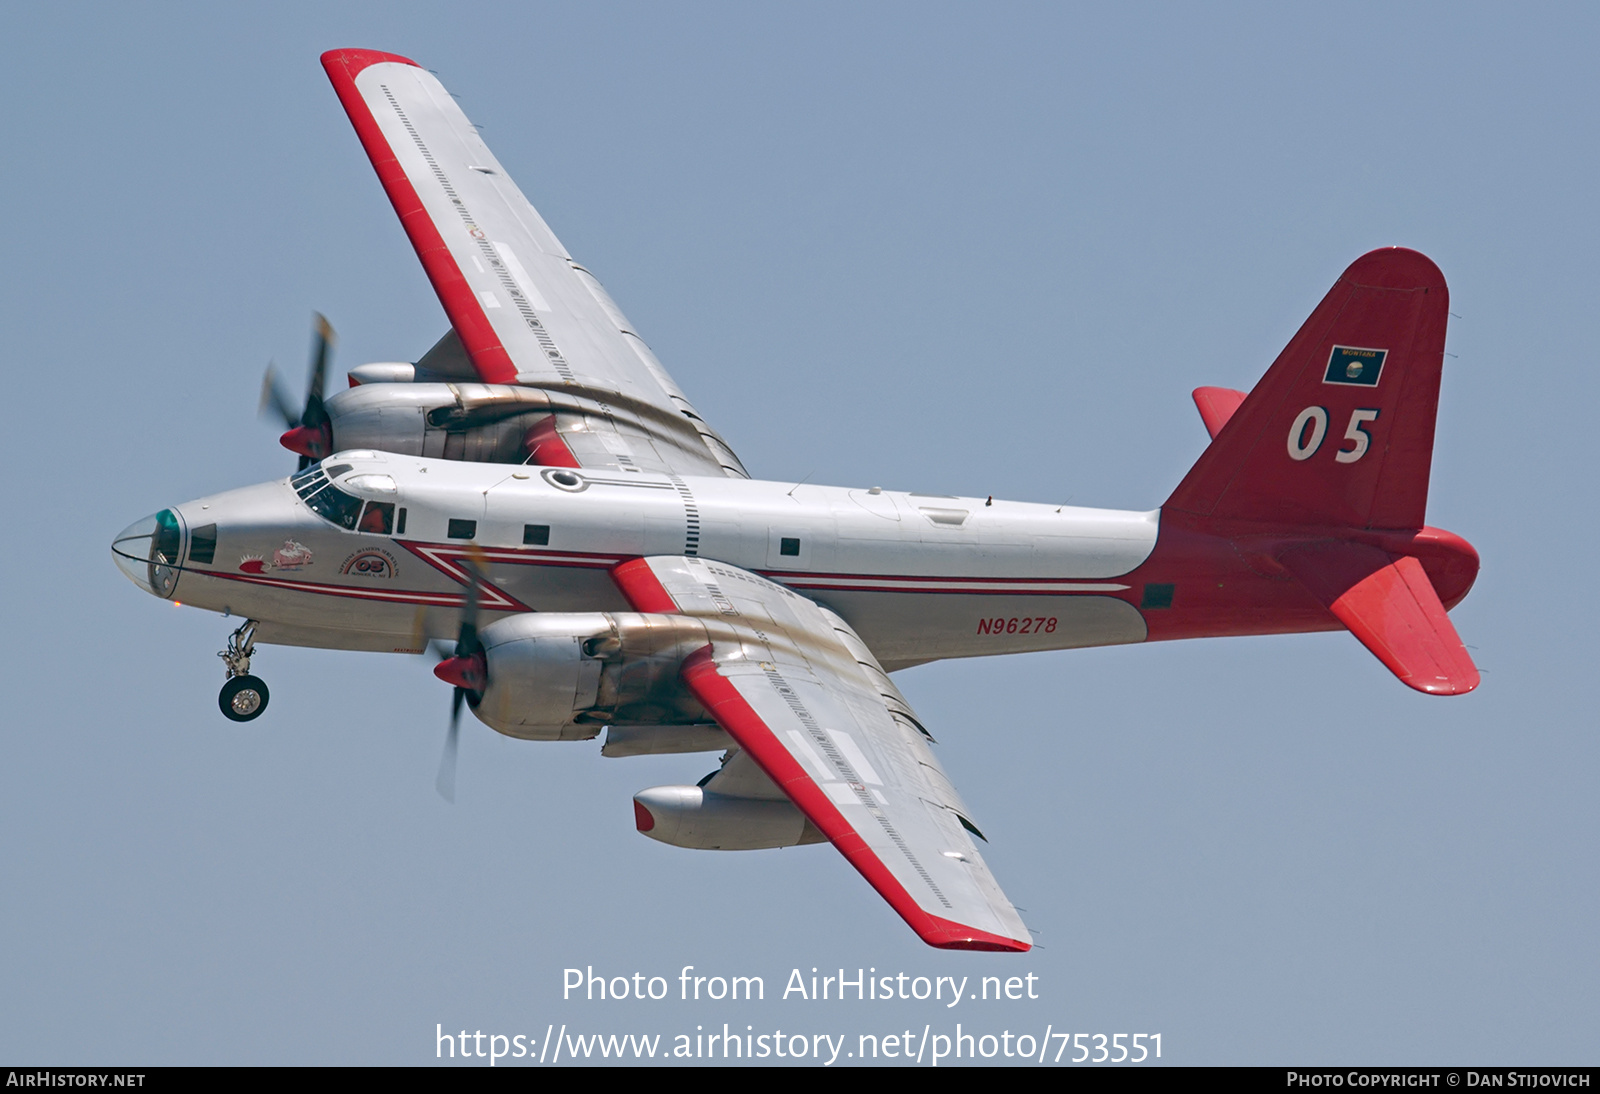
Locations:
112;49;1479;952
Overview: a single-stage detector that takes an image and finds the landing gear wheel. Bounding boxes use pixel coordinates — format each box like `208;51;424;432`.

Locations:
219;675;270;722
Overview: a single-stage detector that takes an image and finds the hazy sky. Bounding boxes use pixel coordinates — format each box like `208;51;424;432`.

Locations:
3;1;1596;1065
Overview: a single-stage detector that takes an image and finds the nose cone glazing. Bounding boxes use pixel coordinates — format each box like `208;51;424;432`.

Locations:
112;509;185;598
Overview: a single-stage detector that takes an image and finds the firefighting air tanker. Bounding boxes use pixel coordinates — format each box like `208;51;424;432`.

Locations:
111;49;1480;951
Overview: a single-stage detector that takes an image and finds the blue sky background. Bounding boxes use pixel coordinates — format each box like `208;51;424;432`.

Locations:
2;2;1596;1065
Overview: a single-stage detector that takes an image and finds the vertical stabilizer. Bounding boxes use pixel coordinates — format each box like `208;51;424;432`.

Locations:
1167;248;1449;530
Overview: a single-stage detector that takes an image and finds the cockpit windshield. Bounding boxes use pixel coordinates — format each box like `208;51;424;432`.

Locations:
291;465;363;530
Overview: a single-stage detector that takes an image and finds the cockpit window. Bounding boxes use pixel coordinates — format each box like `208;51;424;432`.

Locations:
292;467;327;498
358;501;394;535
305;482;363;529
293;462;385;531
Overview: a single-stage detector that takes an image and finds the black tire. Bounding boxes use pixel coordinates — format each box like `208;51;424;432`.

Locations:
219;675;270;722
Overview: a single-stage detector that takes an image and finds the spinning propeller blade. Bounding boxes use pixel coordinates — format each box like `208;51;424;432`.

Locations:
259;362;300;430
261;314;338;470
435;694;461;803
431;555;487;803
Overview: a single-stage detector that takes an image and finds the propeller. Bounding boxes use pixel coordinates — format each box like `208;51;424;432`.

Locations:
261;313;337;470
430;557;487;802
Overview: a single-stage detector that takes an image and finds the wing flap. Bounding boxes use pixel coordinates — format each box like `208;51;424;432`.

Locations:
1280;542;1479;695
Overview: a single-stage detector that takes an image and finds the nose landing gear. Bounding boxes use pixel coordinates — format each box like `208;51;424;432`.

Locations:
218;620;269;722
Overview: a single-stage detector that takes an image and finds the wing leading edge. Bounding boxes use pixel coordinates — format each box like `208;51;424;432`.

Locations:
321;48;748;479
612;556;1032;951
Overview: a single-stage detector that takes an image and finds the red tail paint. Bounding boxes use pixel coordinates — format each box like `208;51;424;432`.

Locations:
1135;249;1479;694
1169;248;1448;531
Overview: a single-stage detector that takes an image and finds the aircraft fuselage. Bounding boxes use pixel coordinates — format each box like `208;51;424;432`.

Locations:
114;450;1478;673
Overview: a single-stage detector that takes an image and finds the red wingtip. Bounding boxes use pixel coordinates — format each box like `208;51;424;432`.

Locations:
320;49;421;76
925;919;1033;952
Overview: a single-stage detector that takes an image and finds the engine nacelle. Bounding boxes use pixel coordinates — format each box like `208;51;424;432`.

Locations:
473;612;711;741
632;786;826;850
322;382;563;464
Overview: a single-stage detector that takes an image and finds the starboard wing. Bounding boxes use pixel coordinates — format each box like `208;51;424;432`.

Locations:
321;49;747;479
612;555;1032;951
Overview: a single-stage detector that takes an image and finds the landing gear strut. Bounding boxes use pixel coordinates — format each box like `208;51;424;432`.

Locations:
217;620;269;722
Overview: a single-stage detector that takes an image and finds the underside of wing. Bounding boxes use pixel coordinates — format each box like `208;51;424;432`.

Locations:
321;49;748;479
613;555;1032;951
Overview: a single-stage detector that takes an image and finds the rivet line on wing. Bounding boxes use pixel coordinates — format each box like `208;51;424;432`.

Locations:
380;85;576;383
759;665;951;908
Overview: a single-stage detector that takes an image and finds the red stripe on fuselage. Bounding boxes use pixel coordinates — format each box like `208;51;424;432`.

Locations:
776;580;1125;596
762;569;1125;585
205;568;472;608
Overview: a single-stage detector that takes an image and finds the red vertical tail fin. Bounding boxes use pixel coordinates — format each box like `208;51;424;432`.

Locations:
1167;248;1449;531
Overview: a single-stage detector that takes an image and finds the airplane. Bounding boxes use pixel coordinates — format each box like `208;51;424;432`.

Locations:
111;49;1479;952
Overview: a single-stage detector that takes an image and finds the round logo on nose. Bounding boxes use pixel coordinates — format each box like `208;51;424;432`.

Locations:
1346;360;1365;379
340;549;397;578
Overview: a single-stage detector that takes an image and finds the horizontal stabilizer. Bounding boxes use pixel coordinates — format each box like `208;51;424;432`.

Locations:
1279;542;1479;695
1192;387;1247;440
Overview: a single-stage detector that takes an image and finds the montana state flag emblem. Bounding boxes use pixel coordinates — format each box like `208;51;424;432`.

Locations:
1323;346;1387;386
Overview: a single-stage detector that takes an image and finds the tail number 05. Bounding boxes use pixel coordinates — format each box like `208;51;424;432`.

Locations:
1287;407;1380;463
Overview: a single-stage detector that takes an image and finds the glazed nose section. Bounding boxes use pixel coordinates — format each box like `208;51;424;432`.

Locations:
112;508;185;599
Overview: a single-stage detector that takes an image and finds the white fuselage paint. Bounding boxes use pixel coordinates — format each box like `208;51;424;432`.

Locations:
158;453;1159;669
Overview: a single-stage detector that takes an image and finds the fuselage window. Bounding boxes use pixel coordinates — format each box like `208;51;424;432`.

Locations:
305;483;364;530
524;524;550;545
448;519;477;540
359;502;395;535
780;537;801;556
396;507;407;535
